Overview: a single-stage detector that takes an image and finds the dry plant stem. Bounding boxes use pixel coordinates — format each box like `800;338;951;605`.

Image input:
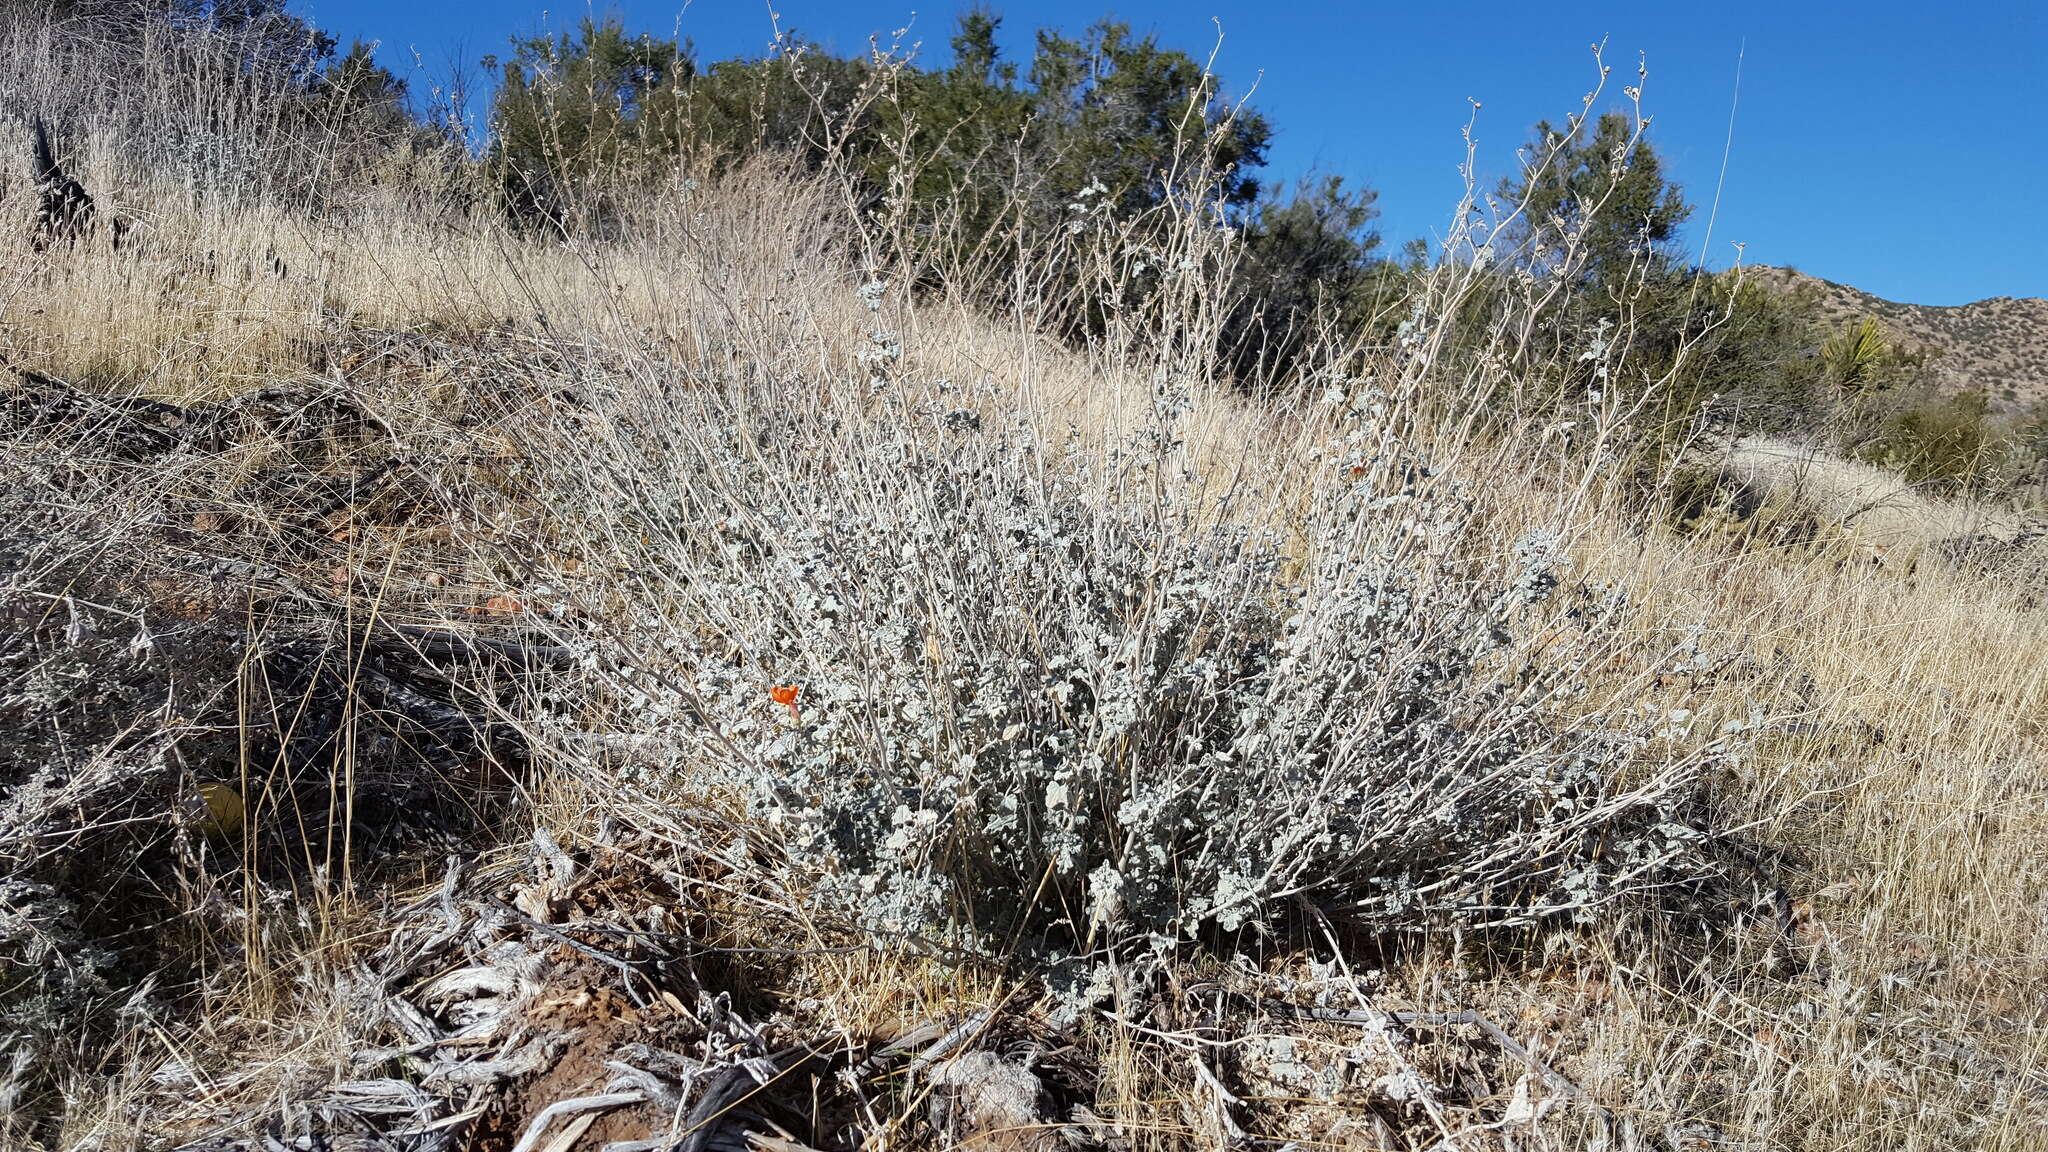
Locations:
505;1090;647;1152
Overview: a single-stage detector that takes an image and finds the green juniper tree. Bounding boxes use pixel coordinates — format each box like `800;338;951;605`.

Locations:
311;41;412;146
1501;111;1691;287
490;16;696;221
1483;111;1839;447
1224;174;1399;383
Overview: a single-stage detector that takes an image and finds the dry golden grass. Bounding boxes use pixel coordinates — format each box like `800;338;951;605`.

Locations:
1521;478;2048;1147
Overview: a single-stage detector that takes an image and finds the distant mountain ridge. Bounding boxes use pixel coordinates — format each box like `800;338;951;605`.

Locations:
1750;266;2048;411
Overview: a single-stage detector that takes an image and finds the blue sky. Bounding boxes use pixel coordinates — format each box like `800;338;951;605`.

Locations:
292;1;2045;306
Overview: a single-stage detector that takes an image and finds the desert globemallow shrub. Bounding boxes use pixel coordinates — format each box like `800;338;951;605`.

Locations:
518;326;1728;960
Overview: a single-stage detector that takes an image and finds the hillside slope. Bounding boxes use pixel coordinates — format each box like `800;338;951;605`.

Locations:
1754;266;2048;409
3;161;2041;1151
5;15;2048;1145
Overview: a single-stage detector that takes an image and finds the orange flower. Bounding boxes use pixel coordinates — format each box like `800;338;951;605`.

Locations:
769;684;801;721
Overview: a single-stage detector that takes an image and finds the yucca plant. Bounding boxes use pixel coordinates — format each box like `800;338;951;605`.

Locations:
1822;314;1889;395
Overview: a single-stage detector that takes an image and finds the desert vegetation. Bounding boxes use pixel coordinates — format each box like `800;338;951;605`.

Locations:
2;3;2046;1151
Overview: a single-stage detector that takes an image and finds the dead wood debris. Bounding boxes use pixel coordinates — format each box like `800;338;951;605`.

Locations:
157;826;1045;1152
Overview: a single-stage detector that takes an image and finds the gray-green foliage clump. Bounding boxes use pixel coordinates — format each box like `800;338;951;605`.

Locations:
530;343;1721;957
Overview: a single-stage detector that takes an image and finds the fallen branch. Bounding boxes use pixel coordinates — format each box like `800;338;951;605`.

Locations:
390;622;578;669
505;1089;646;1152
677;1046;817;1152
